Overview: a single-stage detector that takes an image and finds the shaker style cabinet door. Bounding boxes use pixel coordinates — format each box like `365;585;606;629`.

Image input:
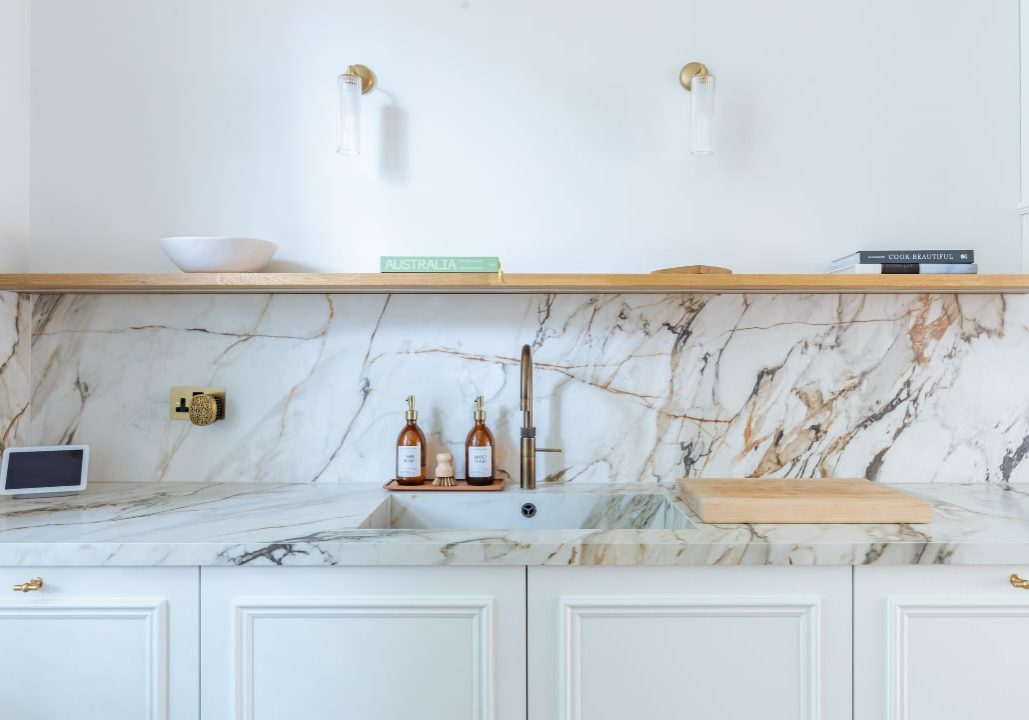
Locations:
527;566;852;720
0;566;200;720
200;566;526;720
855;565;1029;720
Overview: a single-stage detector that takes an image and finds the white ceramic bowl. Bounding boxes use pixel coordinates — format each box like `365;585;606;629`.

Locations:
159;236;278;273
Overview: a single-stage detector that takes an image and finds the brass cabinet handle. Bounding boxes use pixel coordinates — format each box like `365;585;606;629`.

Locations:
1010;574;1029;589
12;577;43;593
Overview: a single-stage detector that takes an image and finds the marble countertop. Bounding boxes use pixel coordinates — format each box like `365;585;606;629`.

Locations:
2;481;1029;567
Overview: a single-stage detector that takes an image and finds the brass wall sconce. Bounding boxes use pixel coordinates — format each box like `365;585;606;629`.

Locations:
338;64;377;156
680;61;715;156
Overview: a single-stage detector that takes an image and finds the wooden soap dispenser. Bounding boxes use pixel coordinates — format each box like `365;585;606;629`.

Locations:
464;396;496;486
396;395;427;485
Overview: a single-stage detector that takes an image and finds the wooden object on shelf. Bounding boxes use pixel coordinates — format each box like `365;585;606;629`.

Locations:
431;453;457;487
678;478;933;524
651;265;732;275
0;272;1025;295
383;478;505;492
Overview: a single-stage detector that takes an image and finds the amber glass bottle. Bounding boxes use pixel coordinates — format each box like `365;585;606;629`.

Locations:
465;396;495;486
396;395;427;485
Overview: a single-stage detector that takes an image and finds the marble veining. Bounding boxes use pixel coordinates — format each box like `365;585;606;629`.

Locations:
23;292;1029;485
0;292;31;451
2;481;1029;567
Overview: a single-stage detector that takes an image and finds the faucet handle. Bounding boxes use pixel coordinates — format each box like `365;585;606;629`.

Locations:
536;448;562;454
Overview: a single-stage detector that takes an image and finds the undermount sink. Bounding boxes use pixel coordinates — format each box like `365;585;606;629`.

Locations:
363;488;694;531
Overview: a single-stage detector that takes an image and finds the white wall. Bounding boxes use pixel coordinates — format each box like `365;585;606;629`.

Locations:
29;0;1021;274
1022;0;1029;270
0;0;29;272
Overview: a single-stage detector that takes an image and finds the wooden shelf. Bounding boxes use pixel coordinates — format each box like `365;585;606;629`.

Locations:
0;272;1025;295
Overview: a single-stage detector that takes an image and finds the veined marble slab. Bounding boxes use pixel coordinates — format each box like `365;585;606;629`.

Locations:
2;481;1029;567
25;292;1029;485
0;292;30;450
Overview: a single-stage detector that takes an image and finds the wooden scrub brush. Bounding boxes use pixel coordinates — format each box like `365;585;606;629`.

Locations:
432;452;456;487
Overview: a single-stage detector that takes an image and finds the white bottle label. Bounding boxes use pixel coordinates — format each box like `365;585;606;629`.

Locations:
468;446;493;478
397;445;421;478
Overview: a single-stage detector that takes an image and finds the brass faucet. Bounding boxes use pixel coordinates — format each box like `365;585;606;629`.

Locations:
520;345;562;489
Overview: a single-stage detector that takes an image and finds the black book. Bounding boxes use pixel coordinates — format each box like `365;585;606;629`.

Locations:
832;250;974;271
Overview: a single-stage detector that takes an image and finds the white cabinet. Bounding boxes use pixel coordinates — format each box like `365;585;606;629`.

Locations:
200;566;525;720
14;561;1029;720
0;566;199;720
527;566;852;720
855;565;1029;720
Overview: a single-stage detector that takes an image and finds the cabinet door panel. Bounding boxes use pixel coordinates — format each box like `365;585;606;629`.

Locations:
528;566;851;720
0;567;199;720
855;565;1029;720
201;566;525;720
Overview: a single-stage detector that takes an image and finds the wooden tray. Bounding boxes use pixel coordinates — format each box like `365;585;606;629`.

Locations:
678;478;933;524
383;478;505;492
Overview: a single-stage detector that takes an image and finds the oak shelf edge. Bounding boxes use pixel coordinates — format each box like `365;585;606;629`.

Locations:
0;273;1024;294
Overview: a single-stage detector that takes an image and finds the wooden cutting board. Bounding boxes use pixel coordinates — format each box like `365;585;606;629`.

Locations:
677;478;933;524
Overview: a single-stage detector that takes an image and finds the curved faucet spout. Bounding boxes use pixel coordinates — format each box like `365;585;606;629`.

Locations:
520;344;535;489
519;344;561;489
520;345;533;418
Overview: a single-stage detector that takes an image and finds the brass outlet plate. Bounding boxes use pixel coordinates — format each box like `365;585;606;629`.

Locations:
170;387;226;420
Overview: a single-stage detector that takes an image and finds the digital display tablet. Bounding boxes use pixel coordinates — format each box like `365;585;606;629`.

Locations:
1;446;89;497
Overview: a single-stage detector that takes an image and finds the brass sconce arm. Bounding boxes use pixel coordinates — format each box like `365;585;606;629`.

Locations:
344;64;377;94
679;61;710;92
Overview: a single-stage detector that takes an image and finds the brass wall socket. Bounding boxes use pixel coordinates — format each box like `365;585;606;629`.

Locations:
170;387;226;420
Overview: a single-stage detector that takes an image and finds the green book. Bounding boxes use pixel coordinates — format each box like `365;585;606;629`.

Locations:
380;256;501;273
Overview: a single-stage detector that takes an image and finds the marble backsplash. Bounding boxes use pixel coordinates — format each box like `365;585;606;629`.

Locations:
10;291;1029;485
0;292;30;452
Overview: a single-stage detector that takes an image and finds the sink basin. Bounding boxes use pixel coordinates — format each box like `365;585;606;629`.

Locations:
363;488;694;530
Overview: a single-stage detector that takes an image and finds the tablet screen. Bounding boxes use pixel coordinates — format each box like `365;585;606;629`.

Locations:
5;449;85;490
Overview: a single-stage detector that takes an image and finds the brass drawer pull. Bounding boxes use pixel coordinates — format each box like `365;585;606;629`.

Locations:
1010;574;1029;589
12;577;43;593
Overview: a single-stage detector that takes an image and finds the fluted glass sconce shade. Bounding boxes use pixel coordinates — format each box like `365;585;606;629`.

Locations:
690;73;715;155
337;73;362;155
680;62;715;156
337;64;376;156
